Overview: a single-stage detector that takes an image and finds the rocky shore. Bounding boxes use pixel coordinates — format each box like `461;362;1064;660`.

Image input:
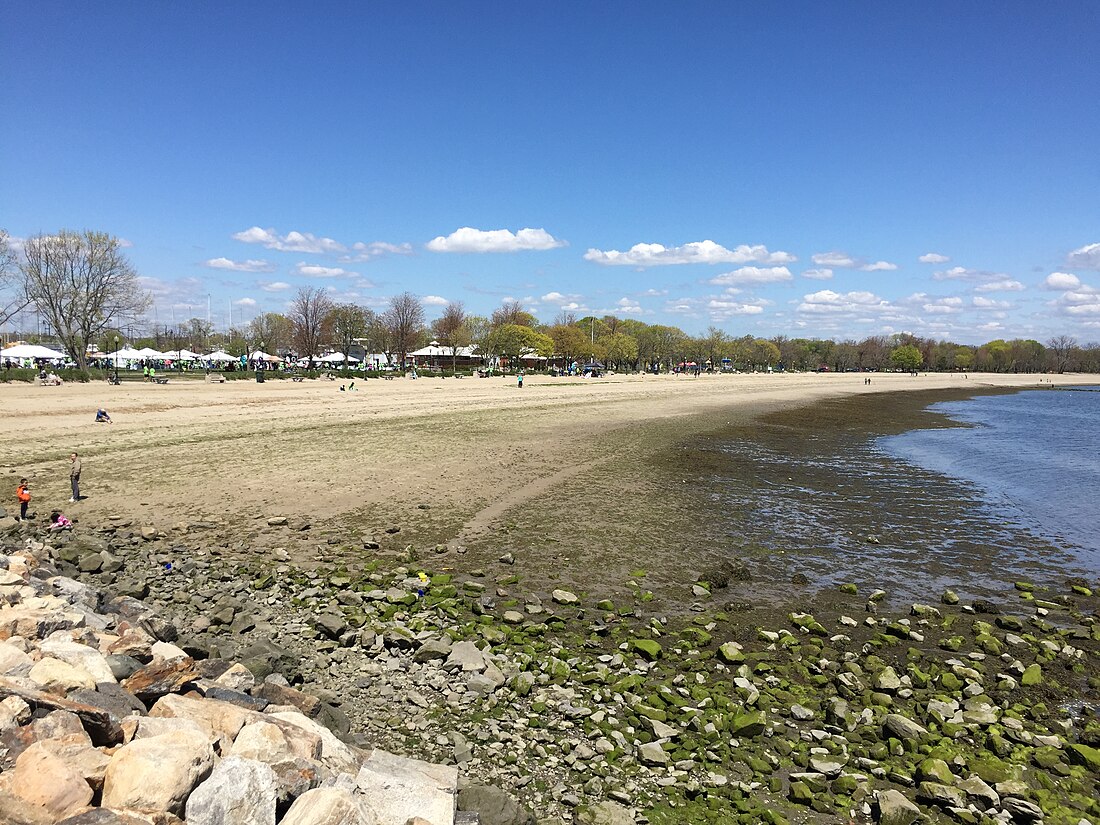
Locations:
1;510;1097;825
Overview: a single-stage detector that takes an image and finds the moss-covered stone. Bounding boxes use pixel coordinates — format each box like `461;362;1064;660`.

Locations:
632;638;663;661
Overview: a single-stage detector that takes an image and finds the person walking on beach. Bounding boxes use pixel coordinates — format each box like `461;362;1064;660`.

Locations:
16;479;31;520
517;371;524;389
69;452;82;502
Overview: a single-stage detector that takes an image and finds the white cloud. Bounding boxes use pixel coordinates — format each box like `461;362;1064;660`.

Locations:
260;281;291;292
422;295;448;306
919;252;950;264
118;238;134;248
294;262;356;278
933;265;1012;283
616;297;644;314
974;279;1024;292
1044;272;1081;290
708;266;793;286
902;293;964;314
233;226;346;255
1066;242;1100;270
341;241;413;263
811;251;896;271
426;227;566;253
640;288;668;296
812;251;857;268
977;321;1004;331
802;268;834;280
797;289;892;315
540;291;580;304
972;296;1011;310
204;257;275;273
234;297;257;307
706;299;766;317
585;240;795;267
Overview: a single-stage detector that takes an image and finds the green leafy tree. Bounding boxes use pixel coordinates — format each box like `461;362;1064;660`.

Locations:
890;344;923;372
599;331;639;370
325;304;370;363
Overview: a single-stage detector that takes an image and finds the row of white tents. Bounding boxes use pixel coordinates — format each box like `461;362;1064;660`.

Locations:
1;343;366;366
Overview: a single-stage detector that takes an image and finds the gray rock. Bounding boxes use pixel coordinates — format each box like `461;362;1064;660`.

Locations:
1001;797;1043;821
883;713;927;741
916;781;966;809
875;789;921;825
577;801;634;825
445;641;486;673
638;741;669;766
551;589;578;605
458;783;537;825
312;613;347;640
412;638;452;663
185;756;278;825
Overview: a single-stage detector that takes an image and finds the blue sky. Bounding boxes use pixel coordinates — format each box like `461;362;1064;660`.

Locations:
4;2;1099;343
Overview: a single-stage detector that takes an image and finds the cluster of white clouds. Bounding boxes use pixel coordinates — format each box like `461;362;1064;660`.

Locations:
1044;271;1100;320
180;224;1100;337
583;240;795;267
426;227;565;253
810;251;897;271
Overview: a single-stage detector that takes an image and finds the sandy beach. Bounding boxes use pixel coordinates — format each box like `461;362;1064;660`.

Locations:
1;371;1089;548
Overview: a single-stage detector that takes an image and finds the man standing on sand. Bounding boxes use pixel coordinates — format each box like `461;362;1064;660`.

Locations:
69;452;81;502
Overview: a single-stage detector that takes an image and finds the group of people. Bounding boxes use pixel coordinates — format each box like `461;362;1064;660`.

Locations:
14;452;81;532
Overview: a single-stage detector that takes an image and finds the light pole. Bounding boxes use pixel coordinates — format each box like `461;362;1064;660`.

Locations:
113;335;120;384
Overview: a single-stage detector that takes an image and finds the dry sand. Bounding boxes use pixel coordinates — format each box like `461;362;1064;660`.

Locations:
1;371;1089;545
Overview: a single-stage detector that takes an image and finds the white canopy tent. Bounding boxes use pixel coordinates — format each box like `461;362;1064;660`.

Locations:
164;349;200;361
112;346;144;361
0;344;67;361
136;347;164;359
318;352;360;363
203;350;237;363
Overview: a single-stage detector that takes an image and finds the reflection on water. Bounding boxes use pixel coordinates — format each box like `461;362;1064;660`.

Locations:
879;387;1100;566
702;389;1098;604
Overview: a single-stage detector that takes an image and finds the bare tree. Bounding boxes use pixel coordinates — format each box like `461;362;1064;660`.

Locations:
382;292;426;369
491;300;536;328
21;230;150;369
431;300;470;373
289;287;334;367
0;230;29;329
1047;335;1076;374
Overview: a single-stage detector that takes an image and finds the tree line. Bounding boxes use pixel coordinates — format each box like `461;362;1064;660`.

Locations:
2;229;1098;373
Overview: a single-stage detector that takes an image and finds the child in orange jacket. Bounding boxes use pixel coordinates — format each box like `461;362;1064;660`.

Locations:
16;478;30;520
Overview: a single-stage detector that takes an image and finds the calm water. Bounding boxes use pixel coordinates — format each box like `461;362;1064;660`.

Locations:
878;387;1100;574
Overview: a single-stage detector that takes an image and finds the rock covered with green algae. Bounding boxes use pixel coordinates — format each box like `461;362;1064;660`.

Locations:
24;518;1100;825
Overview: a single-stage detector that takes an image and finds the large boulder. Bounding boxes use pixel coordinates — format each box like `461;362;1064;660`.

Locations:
184;755;278;825
354;750;457;825
101;729;214;815
875;789;921;825
10;740;94;819
280;787;377;825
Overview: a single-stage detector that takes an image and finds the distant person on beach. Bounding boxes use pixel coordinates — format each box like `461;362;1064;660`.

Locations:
517;371;524;388
48;510;72;531
95;408;112;423
16;479;31;520
69;452;81;502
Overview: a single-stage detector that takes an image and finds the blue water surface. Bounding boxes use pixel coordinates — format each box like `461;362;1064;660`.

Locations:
878;387;1100;573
